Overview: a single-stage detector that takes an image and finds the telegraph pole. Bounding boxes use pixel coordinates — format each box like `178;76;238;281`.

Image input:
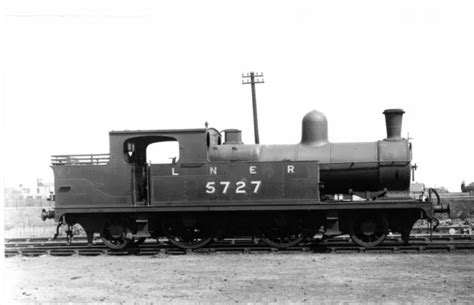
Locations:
242;72;264;144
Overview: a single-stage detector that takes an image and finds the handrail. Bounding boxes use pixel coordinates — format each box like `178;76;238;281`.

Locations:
428;187;450;214
51;154;110;166
428;188;441;205
52;153;110;157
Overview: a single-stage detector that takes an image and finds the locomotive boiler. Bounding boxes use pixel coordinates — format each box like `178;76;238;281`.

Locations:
209;109;411;195
42;108;445;249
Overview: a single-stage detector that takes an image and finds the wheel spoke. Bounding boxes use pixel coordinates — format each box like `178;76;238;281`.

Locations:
261;235;304;248
101;236;129;250
101;222;130;250
168;236;212;249
260;227;304;248
162;219;212;250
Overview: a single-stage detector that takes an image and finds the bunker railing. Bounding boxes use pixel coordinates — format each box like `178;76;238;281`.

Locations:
51;154;110;166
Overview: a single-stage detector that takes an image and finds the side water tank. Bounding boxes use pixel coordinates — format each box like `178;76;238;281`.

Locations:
301;110;328;146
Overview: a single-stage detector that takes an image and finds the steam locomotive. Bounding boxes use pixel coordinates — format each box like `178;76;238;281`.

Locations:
42;108;447;249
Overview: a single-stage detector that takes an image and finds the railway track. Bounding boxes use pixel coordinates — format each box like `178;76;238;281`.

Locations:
5;234;474;257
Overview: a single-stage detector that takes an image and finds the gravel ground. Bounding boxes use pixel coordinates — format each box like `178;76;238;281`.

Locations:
2;253;474;304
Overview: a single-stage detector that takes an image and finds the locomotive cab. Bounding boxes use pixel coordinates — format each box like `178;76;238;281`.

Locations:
109;128;208;205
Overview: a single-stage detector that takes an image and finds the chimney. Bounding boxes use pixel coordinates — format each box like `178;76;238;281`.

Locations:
383;109;405;140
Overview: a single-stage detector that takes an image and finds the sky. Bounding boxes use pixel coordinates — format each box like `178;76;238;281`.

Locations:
1;0;473;192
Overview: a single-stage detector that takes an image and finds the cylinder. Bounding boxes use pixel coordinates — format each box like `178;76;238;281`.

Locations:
383;109;405;140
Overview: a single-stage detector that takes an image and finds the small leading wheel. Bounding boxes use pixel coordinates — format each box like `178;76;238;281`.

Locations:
349;214;388;248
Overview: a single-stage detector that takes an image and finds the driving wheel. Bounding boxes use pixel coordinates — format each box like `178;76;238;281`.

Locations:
101;223;129;250
162;217;212;249
260;234;304;248
260;213;305;248
349;214;388;247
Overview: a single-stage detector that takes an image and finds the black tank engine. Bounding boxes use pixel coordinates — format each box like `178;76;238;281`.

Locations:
42;109;445;249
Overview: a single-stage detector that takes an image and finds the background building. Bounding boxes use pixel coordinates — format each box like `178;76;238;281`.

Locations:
4;178;54;207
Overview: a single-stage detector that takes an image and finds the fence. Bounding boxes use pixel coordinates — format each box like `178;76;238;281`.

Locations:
3;197;54;208
4;207;57;238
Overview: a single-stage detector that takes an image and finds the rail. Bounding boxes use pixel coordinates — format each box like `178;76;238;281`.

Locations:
51;154;110;166
5;235;474;257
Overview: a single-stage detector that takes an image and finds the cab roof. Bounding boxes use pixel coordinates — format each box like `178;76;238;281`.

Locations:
109;128;206;136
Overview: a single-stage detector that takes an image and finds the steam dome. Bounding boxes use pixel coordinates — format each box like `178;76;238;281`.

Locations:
301;110;328;146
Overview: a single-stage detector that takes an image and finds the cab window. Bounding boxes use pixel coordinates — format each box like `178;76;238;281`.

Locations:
146;141;180;164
